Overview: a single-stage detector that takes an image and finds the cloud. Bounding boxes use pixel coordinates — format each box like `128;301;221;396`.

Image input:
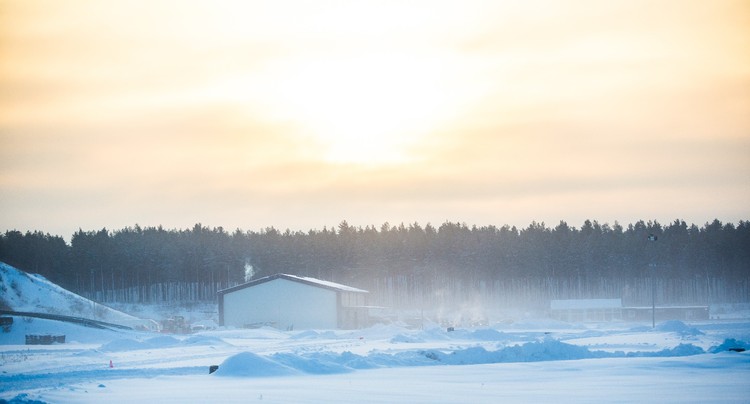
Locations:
1;0;749;237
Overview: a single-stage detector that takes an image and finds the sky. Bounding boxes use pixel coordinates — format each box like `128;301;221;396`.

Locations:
1;0;749;239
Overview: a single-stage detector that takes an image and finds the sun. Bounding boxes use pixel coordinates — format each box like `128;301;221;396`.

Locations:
265;53;458;165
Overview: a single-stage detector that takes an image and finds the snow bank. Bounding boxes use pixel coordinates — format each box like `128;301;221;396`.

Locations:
420;338;608;365
709;338;749;353
655;320;704;336
207;336;722;378
390;333;425;343
143;335;181;348
183;335;232;346
271;352;352;375
3;312;749;403
0;262;141;326
291;330;338;340
212;352;299;377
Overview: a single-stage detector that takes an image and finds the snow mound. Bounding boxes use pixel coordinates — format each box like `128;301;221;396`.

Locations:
290;330;325;339
183;335;231;346
271;352;352;375
290;330;338;340
709;338;750;353
627;343;705;357
0;262;142;327
390;333;425;343
3;393;46;404
212;352;299;377
409;339;708;366
655;320;704;336
416;338;604;365
494;338;602;362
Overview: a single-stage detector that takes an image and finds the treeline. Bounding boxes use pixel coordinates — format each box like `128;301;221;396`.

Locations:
1;219;748;306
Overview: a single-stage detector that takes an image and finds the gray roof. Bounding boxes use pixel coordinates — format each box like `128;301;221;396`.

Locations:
218;273;368;295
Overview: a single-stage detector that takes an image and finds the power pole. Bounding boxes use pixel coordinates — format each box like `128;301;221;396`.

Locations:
648;234;658;328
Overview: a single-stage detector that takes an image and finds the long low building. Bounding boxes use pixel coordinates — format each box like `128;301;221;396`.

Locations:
550;299;709;322
621;306;709;322
218;274;369;330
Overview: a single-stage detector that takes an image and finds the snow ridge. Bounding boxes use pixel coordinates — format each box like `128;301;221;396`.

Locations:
0;262;141;327
211;337;749;377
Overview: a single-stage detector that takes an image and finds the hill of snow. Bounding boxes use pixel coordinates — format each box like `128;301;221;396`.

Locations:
0;262;145;328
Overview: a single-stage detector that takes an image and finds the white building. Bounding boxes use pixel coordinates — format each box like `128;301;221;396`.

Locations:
218;274;369;330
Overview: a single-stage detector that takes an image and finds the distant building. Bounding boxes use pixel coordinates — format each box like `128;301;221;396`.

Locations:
621;306;709;322
218;274;369;330
550;299;709;322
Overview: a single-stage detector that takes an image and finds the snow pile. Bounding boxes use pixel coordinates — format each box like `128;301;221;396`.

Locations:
709;338;749;353
206;336;748;378
212;352;299;377
271;352;352;375
655;320;704;337
143;335;181;348
390;333;425;343
291;330;338;340
183;335;232;346
0;262;142;327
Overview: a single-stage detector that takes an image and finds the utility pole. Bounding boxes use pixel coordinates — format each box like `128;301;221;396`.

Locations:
648;234;658;328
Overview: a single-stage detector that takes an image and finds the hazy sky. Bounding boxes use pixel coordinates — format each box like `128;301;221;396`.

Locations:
1;0;749;238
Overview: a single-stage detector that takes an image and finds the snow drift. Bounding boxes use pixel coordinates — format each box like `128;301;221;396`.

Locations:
0;262;147;329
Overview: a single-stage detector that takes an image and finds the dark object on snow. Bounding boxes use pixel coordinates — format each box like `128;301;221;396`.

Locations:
447;327;454;332
728;347;746;352
209;365;219;374
0;316;12;332
26;334;65;345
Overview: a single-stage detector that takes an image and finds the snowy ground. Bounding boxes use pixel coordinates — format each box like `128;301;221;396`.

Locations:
2;316;749;403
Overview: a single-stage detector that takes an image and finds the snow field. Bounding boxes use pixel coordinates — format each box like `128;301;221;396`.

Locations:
2;317;749;403
30;354;750;404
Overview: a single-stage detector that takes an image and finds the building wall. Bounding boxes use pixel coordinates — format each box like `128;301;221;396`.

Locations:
222;278;337;330
622;306;709;322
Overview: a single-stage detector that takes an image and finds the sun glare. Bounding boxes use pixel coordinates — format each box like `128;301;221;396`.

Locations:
263;54;459;165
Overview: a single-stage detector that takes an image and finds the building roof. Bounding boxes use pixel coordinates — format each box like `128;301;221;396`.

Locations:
218;273;369;296
550;299;622;310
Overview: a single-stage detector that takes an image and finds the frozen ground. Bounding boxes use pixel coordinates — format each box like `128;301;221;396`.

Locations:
1;316;749;403
2;263;749;403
